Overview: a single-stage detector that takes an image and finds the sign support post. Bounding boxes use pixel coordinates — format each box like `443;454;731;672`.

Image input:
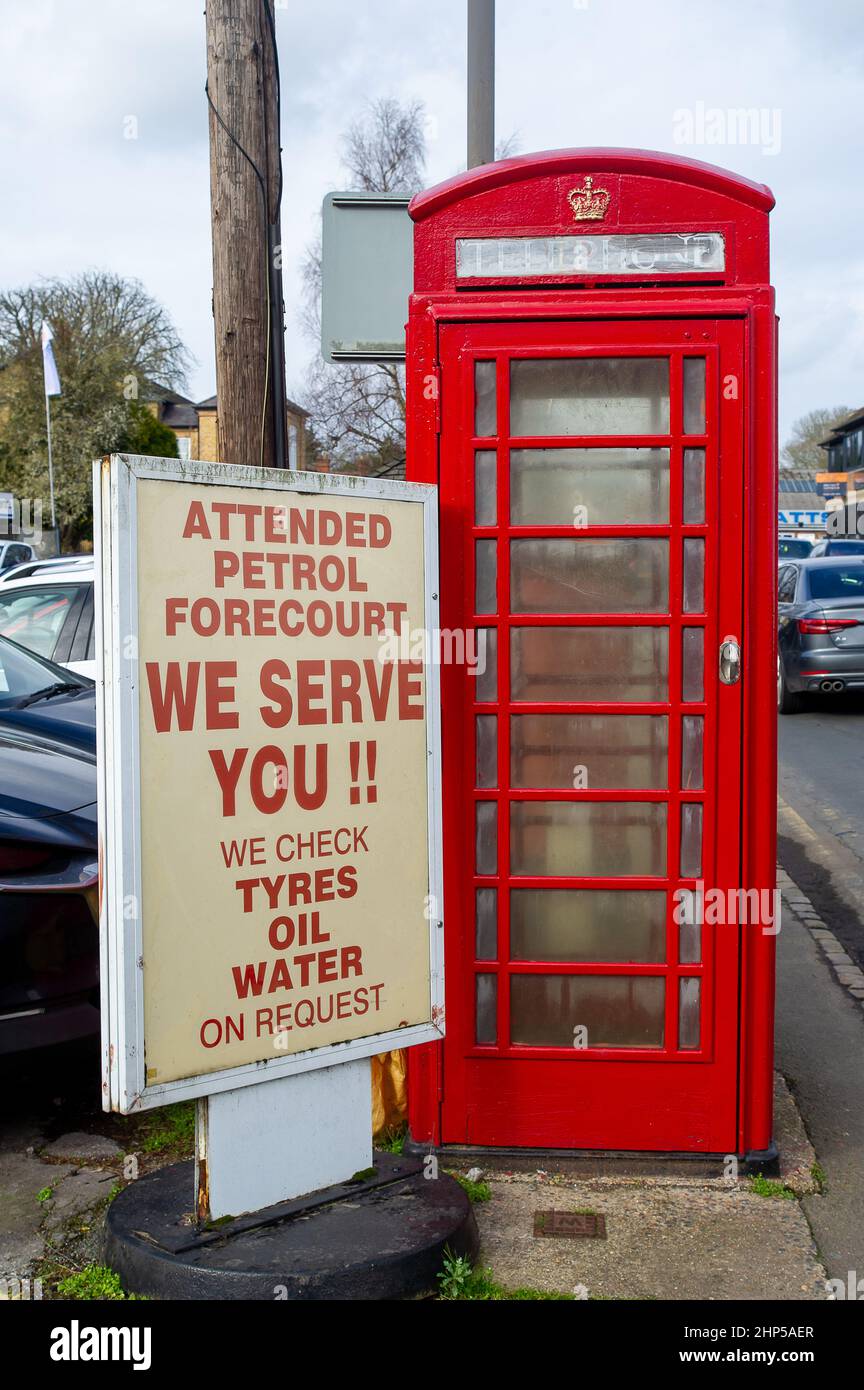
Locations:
196;1061;372;1221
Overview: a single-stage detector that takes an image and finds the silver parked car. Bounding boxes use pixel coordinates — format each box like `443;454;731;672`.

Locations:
778;558;864;712
0;554;90;585
0;564;96;679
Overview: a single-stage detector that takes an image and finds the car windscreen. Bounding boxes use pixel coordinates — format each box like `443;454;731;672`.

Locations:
779;540;812;558
0;584;78;658
826;540;864;555
0;635;88;708
807;566;864;600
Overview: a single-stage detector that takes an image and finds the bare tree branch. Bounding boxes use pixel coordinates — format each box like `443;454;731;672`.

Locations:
781;406;853;471
342;97;426;193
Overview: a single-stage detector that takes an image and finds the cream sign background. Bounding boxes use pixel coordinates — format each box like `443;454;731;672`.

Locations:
97;457;441;1111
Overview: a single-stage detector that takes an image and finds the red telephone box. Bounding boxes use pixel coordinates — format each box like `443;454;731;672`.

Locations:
405;149;777;1157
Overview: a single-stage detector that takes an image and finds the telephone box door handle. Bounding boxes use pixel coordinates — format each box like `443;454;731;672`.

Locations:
719;636;741;685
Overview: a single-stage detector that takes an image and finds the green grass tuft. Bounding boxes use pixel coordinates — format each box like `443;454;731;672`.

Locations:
138;1101;196;1155
749;1174;796;1199
437;1249;575;1301
55;1265;144;1301
375;1125;406;1154
448;1172;491;1203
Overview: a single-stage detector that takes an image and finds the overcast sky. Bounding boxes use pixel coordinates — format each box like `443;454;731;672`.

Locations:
1;0;862;445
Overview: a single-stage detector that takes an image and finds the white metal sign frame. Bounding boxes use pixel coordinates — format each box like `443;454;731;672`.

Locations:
95;455;444;1113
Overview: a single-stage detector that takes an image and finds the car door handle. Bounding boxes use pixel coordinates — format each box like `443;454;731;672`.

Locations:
719;636;741;685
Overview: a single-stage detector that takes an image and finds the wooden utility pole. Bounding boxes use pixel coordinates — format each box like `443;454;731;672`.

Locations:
206;0;287;470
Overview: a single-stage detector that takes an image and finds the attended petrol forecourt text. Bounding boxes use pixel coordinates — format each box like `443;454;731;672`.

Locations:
136;482;432;1084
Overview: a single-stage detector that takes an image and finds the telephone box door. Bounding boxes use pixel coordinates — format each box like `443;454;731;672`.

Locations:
438;317;745;1151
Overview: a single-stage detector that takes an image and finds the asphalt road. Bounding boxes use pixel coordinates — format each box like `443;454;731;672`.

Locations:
778;692;864;971
775;691;864;1282
776;905;864;1282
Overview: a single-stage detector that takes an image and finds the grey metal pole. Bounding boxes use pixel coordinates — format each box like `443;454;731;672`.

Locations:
467;0;495;168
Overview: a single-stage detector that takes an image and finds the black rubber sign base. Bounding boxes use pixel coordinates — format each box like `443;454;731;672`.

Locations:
104;1153;479;1300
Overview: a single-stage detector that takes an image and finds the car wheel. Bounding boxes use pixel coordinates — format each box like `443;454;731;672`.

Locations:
778;656;801;714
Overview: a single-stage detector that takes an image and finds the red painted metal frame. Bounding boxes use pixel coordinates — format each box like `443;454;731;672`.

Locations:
436;318;741;1150
405;150;776;1155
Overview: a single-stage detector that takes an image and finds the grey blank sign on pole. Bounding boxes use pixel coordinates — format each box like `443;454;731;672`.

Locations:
321;192;413;363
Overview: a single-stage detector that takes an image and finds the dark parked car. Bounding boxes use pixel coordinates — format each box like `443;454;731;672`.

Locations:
0;724;98;1054
808;537;864;557
778;558;864;713
0;634;95;752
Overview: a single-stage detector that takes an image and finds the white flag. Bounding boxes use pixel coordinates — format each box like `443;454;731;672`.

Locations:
41;322;62;397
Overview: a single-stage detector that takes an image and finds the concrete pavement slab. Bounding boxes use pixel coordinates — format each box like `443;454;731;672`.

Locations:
40;1169;117;1237
0;1150;72;1281
41;1133;122;1163
472;1179;827;1300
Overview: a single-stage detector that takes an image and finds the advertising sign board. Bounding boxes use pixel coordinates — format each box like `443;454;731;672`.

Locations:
96;456;442;1112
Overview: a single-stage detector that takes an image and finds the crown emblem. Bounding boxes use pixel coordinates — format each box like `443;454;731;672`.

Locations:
567;175;610;222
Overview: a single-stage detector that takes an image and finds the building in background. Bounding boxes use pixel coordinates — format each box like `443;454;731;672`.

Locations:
819;407;864;508
777;469;835;540
778;468;830;518
141;383;310;468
